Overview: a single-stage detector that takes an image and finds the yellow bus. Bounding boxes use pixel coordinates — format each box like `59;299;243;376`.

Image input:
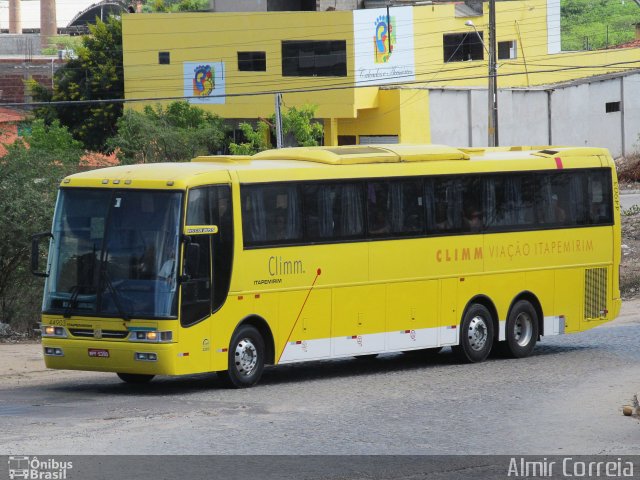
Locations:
32;144;621;388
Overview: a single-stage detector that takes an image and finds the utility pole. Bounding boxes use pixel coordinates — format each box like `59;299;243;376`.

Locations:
274;93;283;149
488;0;499;146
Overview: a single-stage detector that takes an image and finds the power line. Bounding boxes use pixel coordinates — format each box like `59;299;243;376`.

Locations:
5;59;640;109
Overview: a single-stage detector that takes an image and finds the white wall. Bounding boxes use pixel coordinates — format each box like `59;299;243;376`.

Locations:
428;89;472;147
624;75;640;152
498;90;548;146
429;88;550;148
428;72;640;157
550;79;623;155
546;0;561;54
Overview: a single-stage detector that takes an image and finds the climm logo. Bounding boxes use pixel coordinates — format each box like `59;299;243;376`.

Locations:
436;247;483;263
269;256;304;276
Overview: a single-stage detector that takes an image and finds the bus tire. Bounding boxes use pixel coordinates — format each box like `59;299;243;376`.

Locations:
503;300;539;358
117;373;155;384
217;325;265;388
453;303;494;363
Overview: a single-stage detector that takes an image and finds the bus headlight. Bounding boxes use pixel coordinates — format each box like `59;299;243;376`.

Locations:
42;326;67;338
129;330;173;343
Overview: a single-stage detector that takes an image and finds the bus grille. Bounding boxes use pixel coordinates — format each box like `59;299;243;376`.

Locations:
584;267;607;320
68;329;129;339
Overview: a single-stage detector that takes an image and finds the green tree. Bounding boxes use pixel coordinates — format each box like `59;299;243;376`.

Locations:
107;101;228;163
0;120;82;329
281;105;324;147
31;17;123;151
142;0;207;12
229;105;323;155
561;0;638;50
229;122;271;155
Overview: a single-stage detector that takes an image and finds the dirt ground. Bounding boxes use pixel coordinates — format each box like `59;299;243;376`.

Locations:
620;185;640;300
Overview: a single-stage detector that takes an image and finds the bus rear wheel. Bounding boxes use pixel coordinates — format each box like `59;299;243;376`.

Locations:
453;303;494;363
117;373;155;384
503;300;539;358
217;325;265;388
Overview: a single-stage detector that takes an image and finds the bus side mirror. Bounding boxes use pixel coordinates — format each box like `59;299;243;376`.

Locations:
183;242;200;279
31;232;53;277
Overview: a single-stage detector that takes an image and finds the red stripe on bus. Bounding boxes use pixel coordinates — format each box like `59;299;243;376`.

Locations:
555;157;563;169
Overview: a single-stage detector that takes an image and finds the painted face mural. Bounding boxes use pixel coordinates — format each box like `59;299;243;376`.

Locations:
193;64;214;96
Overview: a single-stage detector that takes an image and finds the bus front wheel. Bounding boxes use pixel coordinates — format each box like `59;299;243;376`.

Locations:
117;373;155;384
503;300;539;358
217;325;265;388
453;304;494;363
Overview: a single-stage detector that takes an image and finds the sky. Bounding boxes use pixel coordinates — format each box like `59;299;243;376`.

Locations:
0;0;100;30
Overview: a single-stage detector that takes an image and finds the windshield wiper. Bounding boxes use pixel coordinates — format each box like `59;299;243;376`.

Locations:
101;269;130;321
63;285;81;318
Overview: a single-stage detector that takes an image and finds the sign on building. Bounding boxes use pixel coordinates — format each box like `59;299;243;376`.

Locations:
183;61;226;104
353;7;415;87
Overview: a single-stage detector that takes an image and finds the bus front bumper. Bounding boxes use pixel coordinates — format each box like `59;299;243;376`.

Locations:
42;338;178;375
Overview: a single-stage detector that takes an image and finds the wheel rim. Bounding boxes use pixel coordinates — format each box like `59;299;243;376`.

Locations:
234;338;258;376
467;315;488;351
514;312;533;347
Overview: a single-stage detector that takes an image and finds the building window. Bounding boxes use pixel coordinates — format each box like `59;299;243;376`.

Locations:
498;40;517;60
159;52;170;65
282;40;347;77
238;51;266;72
605;101;621;113
443;32;484;62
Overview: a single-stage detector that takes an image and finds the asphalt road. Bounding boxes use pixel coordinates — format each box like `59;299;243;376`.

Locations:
1;301;639;457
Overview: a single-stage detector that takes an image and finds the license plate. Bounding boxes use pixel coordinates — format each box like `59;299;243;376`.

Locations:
88;349;109;358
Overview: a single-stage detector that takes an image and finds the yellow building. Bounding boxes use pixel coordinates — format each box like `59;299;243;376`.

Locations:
121;2;640;145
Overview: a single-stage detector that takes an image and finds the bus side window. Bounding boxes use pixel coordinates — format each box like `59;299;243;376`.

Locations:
367;182;390;235
433;177;463;233
335;183;364;237
586;170;613;224
461;177;483;232
424;179;436;233
536;172;586;227
242;184;302;245
484;174;535;231
303;182;364;240
396;180;425;234
367;179;425;236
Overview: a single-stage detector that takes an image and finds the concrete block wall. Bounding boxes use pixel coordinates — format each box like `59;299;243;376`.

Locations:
0;34;41;56
428;72;640;157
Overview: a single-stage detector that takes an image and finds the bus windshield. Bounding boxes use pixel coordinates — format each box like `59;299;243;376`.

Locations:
43;189;182;319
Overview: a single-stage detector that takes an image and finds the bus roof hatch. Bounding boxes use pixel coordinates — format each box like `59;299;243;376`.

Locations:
251;145;469;165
